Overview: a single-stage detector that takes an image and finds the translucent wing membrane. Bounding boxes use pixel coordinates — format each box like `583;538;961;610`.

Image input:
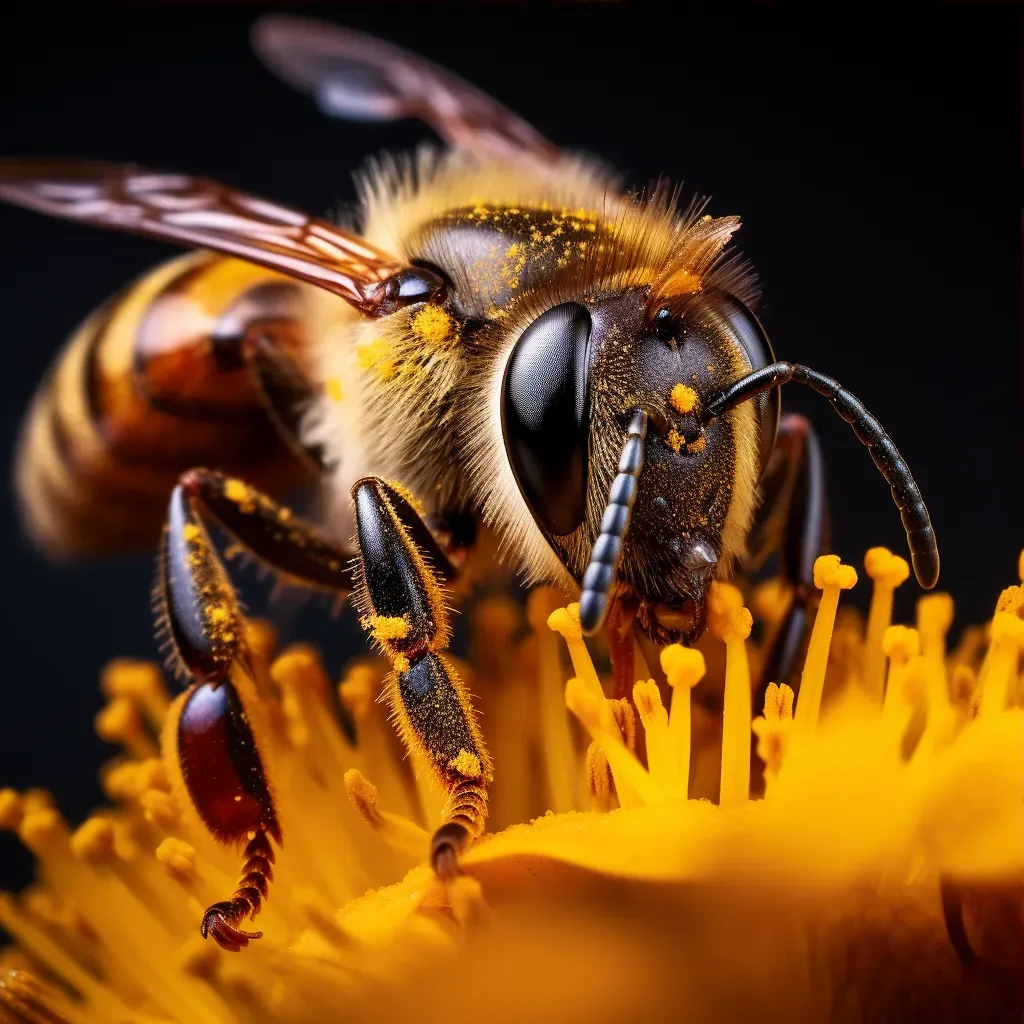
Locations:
252;15;560;163
0;160;407;312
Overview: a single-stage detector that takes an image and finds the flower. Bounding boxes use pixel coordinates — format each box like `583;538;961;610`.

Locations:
1;548;1022;1023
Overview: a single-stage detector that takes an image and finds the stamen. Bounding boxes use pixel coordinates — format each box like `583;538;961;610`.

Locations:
585;742;614;811
750;578;793;656
528;589;579;814
0;789;22;830
979;613;1024;719
916;592;954;692
880;625;920;739
155;838;198;883
950;663;978;711
863;548;909;704
0;895;132;1020
633;681;678;798
565;679;654;807
344;769;430;860
707;583;753;808
94;698;159;760
751;682;795;792
660;645;705;798
69;817;116;864
547;605;607;712
473;597;530;828
882;651;928;752
339;664;421;825
140;789;180;832
794;556;858;740
100;659;171;730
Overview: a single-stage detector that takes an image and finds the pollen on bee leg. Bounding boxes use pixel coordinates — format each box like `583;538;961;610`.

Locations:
565;679;652;807
793;556;858;741
661;645;705;798
344;769;430;861
863;548;910;705
363;615;411;646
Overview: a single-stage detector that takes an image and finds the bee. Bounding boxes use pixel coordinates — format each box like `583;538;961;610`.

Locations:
0;15;938;951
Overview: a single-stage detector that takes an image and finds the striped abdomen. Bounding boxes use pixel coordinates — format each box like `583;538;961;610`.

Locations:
16;252;315;555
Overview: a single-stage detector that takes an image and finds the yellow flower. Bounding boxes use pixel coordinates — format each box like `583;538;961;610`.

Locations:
1;549;1022;1023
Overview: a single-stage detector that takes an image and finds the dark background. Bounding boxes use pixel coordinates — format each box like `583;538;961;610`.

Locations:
0;5;1019;893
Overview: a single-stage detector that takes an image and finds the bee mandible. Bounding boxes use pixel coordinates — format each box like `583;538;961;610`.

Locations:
0;15;938;951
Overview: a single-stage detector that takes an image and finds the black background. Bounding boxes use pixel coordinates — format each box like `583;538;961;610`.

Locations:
0;5;1019;893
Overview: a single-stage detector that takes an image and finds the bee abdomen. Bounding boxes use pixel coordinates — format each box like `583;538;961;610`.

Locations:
16;252;313;556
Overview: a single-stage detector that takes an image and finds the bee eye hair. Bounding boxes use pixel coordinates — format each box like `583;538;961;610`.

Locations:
501;302;592;537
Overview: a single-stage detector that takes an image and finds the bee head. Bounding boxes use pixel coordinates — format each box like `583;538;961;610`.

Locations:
501;285;778;645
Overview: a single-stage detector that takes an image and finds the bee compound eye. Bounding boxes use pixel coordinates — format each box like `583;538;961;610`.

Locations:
701;292;780;475
501;302;592;536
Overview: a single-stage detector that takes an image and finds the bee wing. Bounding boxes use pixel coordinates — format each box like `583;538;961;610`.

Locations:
251;15;559;164
0;160;406;312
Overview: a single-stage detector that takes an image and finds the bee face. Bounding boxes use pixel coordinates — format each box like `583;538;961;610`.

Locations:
498;279;777;644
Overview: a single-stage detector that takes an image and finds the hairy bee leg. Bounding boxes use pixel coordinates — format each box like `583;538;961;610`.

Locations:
748;413;828;691
177;467;358;598
158;468;360;950
352;477;492;880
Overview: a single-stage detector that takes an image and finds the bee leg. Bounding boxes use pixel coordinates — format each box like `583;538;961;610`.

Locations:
155;468;356;949
352;477;492;881
174;679;280;952
747;414;829;693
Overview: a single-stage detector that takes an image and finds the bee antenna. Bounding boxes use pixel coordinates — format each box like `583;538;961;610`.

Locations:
704;362;939;590
579;410;648;636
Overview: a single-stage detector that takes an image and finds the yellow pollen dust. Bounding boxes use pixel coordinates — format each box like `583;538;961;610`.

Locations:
325;377;343;403
223;478;256;514
357;338;398;380
181;522;201;543
364;615;410;643
411;304;454;344
449;750;483;778
660;268;701;296
666;428;684;453
670;383;700;415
